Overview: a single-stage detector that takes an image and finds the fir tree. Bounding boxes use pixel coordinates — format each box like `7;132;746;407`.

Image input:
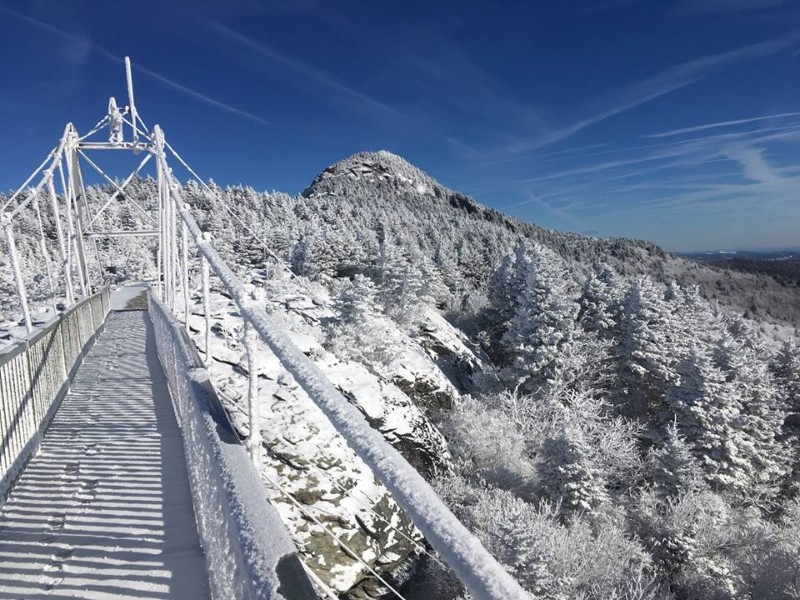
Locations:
537;422;607;520
500;245;581;394
650;418;703;497
615;276;680;423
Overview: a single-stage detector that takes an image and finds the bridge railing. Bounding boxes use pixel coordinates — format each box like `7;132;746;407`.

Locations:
0;287;110;501
148;290;317;600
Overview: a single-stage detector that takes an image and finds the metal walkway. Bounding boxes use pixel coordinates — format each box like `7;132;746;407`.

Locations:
0;311;210;599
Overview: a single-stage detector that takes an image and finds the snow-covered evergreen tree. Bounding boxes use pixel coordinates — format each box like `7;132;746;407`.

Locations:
578;262;623;336
500;245;582;394
615;276;680;423
650;418;704;498
537;422;608;520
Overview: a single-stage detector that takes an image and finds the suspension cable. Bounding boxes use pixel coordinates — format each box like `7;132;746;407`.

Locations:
305;459;447;569
78;115;110;141
258;467;410;600
1;143;60;212
191;284;448;571
164;142;300;279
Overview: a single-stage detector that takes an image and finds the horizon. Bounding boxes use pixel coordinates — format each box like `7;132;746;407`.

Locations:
0;0;798;253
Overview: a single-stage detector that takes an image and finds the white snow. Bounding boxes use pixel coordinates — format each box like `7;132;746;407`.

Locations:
109;282;149;310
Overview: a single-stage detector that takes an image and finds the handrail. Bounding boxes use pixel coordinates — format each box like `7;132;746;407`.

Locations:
0;287;110;501
147;291;317;600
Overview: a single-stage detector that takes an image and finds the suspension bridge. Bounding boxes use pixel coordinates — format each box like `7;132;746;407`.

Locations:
0;60;529;599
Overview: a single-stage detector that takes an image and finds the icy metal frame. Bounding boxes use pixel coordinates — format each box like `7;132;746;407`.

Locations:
2;58;158;331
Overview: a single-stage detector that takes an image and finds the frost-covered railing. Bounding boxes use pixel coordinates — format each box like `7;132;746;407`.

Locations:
0;287;110;500
149;126;529;600
147;291;317;600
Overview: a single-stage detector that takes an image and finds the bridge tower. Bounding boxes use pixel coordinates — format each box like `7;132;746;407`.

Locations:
2;58;182;330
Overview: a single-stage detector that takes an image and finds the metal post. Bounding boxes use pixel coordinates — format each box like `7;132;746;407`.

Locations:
125;57;139;144
201;250;211;365
165;181;174;309
55;161;75;306
47;175;71;307
182;220;189;327
155;154;164;300
65;129;89;297
170;183;178;312
4;220;33;333
74;154;102;289
244;321;262;464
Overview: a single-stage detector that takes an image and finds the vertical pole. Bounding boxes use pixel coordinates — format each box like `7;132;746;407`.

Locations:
201;251;211;365
125;57;139;144
167;172;174;308
47;175;71;306
170;184;178;312
166;183;175;309
4;221;33;333
182;220;189;327
74;157;102;287
155;152;164;300
70;197;88;299
65;129;89;297
244;321;262;464
55;161;75;306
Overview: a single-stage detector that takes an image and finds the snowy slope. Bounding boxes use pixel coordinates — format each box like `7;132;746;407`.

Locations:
182;269;479;597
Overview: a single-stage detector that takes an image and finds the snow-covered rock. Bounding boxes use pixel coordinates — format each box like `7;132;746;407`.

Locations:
185;272;458;597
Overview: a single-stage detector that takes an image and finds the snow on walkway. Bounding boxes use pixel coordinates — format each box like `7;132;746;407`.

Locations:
0;311;210;599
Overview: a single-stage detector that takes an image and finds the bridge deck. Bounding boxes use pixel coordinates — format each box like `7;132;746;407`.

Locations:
0;310;210;599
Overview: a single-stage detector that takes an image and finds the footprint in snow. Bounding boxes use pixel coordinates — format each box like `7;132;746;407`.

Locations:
40;513;66;543
40;547;73;591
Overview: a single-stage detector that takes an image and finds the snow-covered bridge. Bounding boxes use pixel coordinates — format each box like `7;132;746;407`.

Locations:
0;60;529;599
0;286;317;599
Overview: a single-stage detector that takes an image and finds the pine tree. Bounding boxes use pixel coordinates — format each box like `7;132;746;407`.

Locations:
615;276;680;423
666;341;787;497
500;245;581;394
666;345;745;490
773;340;800;417
578;262;623;336
713;328;789;498
650;418;703;497
537;422;607;520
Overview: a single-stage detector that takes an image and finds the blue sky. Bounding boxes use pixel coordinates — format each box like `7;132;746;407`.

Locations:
0;0;798;252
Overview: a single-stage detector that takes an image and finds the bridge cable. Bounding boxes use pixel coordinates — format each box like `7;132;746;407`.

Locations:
304;459;448;569
163;142;304;282
257;467;410;600
30;191;59;314
0;143;59;213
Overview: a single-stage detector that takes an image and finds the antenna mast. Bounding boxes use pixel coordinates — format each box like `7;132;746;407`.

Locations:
125;56;139;143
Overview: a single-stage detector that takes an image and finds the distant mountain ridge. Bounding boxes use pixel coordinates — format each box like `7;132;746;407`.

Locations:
291;151;799;327
683;250;800;262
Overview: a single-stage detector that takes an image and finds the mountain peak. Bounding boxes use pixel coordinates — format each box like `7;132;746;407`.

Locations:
302;151;443;199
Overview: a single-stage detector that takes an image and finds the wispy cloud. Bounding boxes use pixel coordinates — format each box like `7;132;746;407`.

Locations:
503;31;800;154
723;146;784;183
207;21;407;120
132;64;270;126
0;4;270;126
645;111;800;138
